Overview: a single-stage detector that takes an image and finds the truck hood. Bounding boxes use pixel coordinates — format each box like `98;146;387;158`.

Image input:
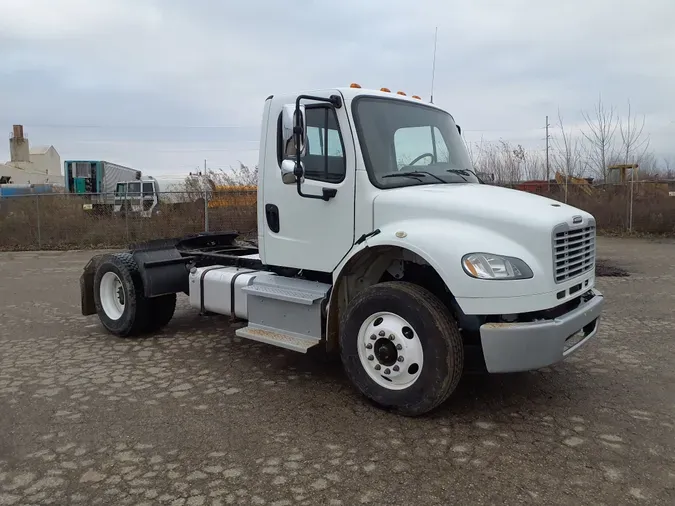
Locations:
370;183;596;305
373;183;593;230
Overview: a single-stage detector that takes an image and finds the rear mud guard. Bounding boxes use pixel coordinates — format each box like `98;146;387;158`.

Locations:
80;254;109;316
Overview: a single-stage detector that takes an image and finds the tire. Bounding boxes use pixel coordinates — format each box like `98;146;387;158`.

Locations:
145;294;177;333
339;281;464;416
93;253;149;337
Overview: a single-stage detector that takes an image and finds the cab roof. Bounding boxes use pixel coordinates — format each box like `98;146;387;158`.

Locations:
268;85;447;112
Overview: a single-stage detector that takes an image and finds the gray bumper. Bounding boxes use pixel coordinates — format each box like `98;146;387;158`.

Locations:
480;289;604;373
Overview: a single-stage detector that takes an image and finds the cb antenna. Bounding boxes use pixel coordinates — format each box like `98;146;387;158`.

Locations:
430;26;438;103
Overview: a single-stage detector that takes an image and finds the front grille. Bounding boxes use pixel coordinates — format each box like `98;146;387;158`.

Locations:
553;225;595;283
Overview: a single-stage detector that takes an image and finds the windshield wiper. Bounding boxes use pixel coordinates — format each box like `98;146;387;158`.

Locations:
383;171;446;184
445;169;473;182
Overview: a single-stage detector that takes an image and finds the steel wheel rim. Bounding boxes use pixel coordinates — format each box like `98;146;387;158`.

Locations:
357;311;424;390
100;271;125;320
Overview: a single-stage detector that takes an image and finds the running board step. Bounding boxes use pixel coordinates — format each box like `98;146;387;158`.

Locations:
235;325;320;353
241;277;329;305
239;276;331;353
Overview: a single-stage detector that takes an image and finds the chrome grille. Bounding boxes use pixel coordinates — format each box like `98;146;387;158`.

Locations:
553;225;595;283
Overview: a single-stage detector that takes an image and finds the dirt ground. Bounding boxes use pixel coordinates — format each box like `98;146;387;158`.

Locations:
0;236;673;505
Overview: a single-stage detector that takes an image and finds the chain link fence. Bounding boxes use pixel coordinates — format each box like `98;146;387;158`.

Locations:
0;182;673;251
501;181;675;234
0;190;257;251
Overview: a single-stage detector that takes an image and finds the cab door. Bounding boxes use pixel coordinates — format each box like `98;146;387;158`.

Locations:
261;91;356;273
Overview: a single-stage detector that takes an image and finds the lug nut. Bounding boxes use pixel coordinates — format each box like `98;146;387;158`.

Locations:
396;344;402;350
370;334;376;341
374;364;381;371
378;330;385;337
397;356;404;362
384;368;391;375
393;365;400;372
367;355;374;361
389;334;395;341
366;343;373;349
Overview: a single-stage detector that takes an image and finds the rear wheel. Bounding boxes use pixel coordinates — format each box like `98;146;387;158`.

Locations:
340;281;464;416
94;253;148;337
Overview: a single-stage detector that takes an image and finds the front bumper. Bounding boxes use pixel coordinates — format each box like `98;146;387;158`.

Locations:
480;288;604;373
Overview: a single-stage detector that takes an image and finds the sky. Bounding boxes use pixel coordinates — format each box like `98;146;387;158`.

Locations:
1;0;674;178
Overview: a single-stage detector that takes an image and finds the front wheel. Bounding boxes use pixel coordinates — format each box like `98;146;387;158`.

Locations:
339;282;464;416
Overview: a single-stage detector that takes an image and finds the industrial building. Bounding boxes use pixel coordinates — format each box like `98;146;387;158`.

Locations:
0;125;61;185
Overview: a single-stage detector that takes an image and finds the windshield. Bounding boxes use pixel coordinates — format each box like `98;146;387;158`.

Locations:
352;97;479;188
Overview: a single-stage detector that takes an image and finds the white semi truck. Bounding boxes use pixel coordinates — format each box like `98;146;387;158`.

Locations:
80;85;604;416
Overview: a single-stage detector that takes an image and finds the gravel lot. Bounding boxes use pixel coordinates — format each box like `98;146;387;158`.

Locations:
1;236;674;505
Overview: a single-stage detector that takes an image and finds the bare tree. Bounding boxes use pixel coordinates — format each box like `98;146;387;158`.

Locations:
660;156;675;179
217;163;259;186
552;110;584;178
581;94;618;182
619;99;651;175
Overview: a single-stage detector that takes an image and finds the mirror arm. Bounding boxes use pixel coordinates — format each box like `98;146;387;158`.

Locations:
292;94;342;201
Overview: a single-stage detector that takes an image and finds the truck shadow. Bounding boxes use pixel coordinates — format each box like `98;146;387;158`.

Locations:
157;310;591;418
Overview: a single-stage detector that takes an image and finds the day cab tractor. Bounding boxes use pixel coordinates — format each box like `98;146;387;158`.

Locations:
80;84;605;416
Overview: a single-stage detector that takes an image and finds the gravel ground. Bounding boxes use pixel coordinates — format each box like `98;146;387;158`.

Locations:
1;236;674;505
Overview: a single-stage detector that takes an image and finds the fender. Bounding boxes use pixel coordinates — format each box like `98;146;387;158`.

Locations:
340;219;547;299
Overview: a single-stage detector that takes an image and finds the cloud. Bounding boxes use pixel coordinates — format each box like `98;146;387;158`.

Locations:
1;0;674;175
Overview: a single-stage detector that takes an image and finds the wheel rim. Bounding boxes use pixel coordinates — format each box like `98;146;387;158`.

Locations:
357;311;424;390
100;271;125;320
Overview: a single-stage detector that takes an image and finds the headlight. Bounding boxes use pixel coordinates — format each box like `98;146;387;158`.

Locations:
462;253;533;280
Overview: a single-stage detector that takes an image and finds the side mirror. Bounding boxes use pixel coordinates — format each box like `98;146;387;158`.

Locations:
282;103;306;156
456;124;462;136
280;159;304;185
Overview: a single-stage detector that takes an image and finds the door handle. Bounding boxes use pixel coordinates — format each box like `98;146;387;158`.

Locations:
265;204;280;233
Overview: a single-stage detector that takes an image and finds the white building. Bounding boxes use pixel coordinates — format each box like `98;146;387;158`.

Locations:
0;125;62;185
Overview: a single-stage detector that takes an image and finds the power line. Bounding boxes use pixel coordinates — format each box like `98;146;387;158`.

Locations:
15;124;259;130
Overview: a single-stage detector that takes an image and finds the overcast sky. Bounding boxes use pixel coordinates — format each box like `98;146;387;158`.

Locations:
1;0;673;177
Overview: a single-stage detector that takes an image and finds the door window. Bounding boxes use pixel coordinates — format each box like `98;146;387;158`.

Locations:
303;107;345;183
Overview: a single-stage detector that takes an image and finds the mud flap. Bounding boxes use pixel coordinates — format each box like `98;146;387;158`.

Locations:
80;254;108;316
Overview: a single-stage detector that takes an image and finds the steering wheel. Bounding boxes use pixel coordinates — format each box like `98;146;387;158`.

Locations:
409;152;435;165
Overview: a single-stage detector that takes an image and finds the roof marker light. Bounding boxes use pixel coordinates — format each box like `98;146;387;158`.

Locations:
380;87;391;92
412;95;421;100
396;91;406;96
350;83;362;88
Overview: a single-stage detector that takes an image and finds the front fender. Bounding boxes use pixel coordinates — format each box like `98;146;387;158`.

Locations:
335;219;548;304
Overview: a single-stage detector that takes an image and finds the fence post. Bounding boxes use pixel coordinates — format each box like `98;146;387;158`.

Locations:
628;170;634;233
125;197;130;243
36;194;42;250
204;190;209;232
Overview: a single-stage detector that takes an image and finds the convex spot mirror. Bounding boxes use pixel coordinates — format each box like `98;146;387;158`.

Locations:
282;104;307;157
281;104;307;184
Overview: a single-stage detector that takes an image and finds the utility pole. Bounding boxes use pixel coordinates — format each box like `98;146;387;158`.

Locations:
545;115;551;191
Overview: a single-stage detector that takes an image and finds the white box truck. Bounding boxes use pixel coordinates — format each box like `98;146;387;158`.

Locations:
79;85;604;416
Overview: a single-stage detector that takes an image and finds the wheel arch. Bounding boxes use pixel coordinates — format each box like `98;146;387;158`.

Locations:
325;242;459;353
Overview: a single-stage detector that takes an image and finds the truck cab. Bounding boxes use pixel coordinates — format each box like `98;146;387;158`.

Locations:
113;180;156;217
113;177;193;217
80;85;604;416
